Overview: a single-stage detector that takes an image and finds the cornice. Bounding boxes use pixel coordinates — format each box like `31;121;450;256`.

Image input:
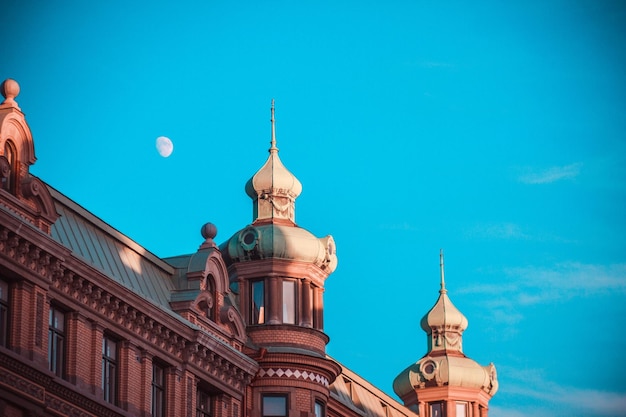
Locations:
0;218;257;394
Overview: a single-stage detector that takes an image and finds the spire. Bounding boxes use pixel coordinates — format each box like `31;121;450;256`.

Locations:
270;99;278;153
439;248;446;294
420;251;468;354
244;100;303;224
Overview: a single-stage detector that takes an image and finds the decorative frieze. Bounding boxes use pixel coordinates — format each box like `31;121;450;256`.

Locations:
0;223;256;396
257;367;329;387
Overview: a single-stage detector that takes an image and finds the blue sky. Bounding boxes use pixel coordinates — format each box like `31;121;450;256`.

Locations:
3;1;626;416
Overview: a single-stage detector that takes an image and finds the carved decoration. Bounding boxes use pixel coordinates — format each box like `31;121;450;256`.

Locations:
0;222;256;395
257;367;330;387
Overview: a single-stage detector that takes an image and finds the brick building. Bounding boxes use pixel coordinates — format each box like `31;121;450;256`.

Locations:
0;79;496;417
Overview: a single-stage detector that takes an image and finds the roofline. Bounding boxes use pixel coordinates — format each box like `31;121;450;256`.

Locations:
46;181;176;275
328;355;419;416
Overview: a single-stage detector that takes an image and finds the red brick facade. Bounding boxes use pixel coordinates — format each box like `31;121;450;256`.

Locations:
0;79;421;417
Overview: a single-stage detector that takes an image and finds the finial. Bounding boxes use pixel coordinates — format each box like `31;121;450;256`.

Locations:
439;249;447;294
269;99;278;153
0;79;21;109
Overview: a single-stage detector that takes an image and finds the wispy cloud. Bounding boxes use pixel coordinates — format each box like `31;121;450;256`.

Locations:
497;367;626;417
465;222;529;240
378;222;418;231
518;163;582;184
460;262;626;327
463;262;626;304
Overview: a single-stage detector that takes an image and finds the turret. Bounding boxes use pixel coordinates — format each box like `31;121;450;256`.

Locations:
220;101;340;416
393;251;498;417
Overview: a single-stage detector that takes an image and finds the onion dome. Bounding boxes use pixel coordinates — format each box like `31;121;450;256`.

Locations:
393;356;498;399
221;101;337;275
420;251;468;354
393;251;498;401
222;223;337;273
244;100;302;225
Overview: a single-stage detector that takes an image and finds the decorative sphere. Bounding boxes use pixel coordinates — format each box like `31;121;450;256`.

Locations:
200;222;218;240
1;79;20;101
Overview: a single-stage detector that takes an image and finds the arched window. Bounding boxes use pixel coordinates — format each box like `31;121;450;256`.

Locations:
202;274;216;320
2;140;17;192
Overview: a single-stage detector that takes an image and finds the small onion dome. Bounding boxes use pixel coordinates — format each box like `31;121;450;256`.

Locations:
393;355;498;399
420;291;469;334
245;150;302;201
244;100;303;224
221;224;337;274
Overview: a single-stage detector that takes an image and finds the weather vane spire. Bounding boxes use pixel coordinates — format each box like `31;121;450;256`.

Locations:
269;99;278;153
439;249;447;294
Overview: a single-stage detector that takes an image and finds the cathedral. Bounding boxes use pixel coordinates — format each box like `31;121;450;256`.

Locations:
0;78;497;417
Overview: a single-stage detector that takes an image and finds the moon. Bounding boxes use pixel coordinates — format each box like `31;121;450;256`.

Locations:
156;136;173;157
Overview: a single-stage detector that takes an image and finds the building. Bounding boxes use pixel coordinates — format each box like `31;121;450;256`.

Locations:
0;78;496;417
393;252;498;416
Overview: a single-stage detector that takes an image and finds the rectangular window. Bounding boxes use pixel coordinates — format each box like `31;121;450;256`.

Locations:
251;280;265;324
262;394;287;417
48;306;65;377
282;280;296;324
0;279;9;347
102;336;118;405
196;388;212;417
314;400;325;417
152;362;166;417
456;402;468;417
430;402;444;417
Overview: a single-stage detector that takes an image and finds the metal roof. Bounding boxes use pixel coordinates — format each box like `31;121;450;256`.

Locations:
329;358;419;417
48;186;176;309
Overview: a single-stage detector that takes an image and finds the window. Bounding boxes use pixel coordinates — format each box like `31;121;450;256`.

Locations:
430;402;444;417
0;279;9;347
262;394;287;417
282;280;295;324
2;141;16;192
48;306;65;377
196;388;212;417
314;400;325;417
251;280;265;324
152;362;166;417
456;402;468;417
102;336;118;405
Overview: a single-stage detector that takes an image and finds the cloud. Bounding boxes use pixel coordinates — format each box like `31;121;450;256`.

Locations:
464;262;626;302
518;163;582;184
499;367;626;416
378;222;418;231
465;222;529;240
489;406;548;417
460;262;626;325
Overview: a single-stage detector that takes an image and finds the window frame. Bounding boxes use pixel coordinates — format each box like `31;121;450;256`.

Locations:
48;305;66;378
0;278;9;347
151;361;166;417
282;280;296;324
429;401;444;417
196;387;213;417
456;401;468;417
314;399;325;417
262;393;288;417
251;279;265;324
102;335;118;405
2;140;17;193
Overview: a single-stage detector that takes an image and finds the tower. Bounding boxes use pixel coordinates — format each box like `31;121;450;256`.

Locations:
221;101;340;417
393;251;498;417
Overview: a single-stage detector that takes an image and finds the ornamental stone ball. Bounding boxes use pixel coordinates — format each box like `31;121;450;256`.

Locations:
1;78;20;106
201;222;218;241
